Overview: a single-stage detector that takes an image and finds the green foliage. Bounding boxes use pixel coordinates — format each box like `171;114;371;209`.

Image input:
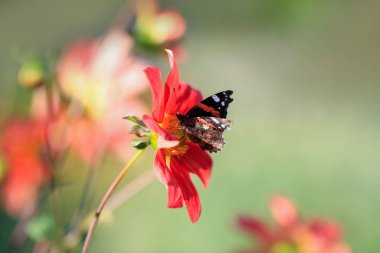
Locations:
131;139;150;150
26;214;55;241
123;116;146;127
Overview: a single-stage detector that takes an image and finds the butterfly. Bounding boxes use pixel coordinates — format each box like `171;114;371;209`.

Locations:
177;90;233;153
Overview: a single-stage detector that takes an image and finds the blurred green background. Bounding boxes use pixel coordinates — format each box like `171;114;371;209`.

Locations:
1;0;379;252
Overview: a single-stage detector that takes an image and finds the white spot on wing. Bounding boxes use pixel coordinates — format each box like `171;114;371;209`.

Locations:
212;95;220;102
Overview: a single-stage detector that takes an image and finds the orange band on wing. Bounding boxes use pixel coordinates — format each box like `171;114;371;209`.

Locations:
197;103;221;117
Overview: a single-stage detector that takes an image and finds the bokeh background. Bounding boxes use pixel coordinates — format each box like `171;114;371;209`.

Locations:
1;0;379;252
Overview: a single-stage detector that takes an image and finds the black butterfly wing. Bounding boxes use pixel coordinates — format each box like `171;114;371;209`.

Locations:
185;90;233;118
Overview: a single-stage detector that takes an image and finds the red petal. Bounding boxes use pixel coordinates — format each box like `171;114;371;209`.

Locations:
154;149;171;184
2;174;37;216
176;82;203;115
154;150;183;208
309;219;341;242
167;182;183;208
144;67;164;122
142;115;178;148
329;244;352;253
163;49;180;115
236;215;275;244
270;195;298;228
67;118;107;165
171;143;212;189
171;163;201;223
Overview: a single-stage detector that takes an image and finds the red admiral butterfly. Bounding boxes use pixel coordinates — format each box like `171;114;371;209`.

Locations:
177;90;233;153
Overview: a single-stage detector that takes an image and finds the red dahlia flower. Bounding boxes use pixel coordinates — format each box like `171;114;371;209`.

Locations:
236;195;351;253
142;50;212;223
131;0;186;48
0;119;51;216
57;30;148;120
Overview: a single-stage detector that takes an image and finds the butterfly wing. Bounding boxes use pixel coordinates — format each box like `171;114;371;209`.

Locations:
181;117;232;153
185;90;233;118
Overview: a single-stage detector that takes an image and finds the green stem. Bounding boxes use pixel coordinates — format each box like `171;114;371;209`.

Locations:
81;149;145;253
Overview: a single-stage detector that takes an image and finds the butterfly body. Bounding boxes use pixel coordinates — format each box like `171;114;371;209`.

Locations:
177;90;233;153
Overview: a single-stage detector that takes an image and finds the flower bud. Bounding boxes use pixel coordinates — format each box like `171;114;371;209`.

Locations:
18;59;47;88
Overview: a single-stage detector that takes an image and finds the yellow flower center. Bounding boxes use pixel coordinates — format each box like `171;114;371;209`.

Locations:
158;114;189;156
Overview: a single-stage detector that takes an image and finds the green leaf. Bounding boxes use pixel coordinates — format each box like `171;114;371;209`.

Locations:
123;116;145;126
131;139;150;150
26;214;55;241
129;125;150;137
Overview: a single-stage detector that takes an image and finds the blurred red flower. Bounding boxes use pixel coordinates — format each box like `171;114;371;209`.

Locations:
236;195;351;253
142;50;212;223
57;30;148;119
0;119;51;216
64;99;146;165
53;30;148;165
131;0;186;48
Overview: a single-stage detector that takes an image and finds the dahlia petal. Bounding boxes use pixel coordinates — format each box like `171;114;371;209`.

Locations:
309;219;341;242
329;244;352;253
171;165;201;223
171;143;212;189
68;118;107;165
165;87;179;115
176;82;203;115
1;119;51;216
236;215;275;244
154;149;171;184
142;115;179;148
167;182;184;208
164;49;175;68
2;173;37;216
157;137;180;149
163;49;180;115
3;189;36;216
154;150;183;208
144;67;164;121
270;195;298;228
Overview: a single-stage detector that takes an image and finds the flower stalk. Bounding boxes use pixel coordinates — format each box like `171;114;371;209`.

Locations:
81;149;145;253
